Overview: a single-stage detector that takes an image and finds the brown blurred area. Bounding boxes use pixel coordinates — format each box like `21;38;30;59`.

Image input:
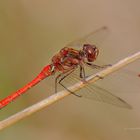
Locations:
0;0;140;140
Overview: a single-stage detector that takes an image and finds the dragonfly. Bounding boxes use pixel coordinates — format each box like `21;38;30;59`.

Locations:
0;26;132;109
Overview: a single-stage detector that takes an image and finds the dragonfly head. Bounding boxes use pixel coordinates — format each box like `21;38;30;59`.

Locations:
82;44;99;62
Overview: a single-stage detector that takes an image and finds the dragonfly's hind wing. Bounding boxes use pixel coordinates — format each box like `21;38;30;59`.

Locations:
78;83;132;109
60;70;132;109
66;26;109;48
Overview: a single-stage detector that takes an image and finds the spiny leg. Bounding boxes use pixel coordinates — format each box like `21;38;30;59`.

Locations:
59;82;82;97
85;62;112;69
55;71;70;93
56;69;82;97
80;65;86;79
79;65;88;85
55;68;74;92
85;62;112;79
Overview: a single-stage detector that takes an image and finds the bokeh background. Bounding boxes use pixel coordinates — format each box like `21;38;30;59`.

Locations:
0;0;140;140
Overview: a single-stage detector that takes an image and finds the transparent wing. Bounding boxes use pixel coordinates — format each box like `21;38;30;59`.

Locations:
59;68;132;109
65;26;109;48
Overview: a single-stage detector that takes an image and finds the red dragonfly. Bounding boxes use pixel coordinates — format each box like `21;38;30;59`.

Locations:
0;27;132;109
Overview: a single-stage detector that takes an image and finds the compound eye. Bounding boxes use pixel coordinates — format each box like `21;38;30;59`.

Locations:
88;48;99;62
87;53;95;62
83;44;99;62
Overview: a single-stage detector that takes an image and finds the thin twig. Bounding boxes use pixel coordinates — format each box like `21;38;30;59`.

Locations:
0;51;140;130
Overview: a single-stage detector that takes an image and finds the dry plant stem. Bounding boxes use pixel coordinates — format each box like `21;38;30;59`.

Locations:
0;51;140;131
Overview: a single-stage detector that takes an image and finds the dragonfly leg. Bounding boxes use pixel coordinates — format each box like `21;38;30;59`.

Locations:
59;82;82;97
95;75;104;79
58;69;75;84
85;62;112;69
80;65;88;84
80;65;86;78
55;72;66;93
85;63;112;79
55;69;73;93
56;70;82;97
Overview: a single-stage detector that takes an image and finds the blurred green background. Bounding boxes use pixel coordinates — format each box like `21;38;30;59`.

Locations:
0;0;140;140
